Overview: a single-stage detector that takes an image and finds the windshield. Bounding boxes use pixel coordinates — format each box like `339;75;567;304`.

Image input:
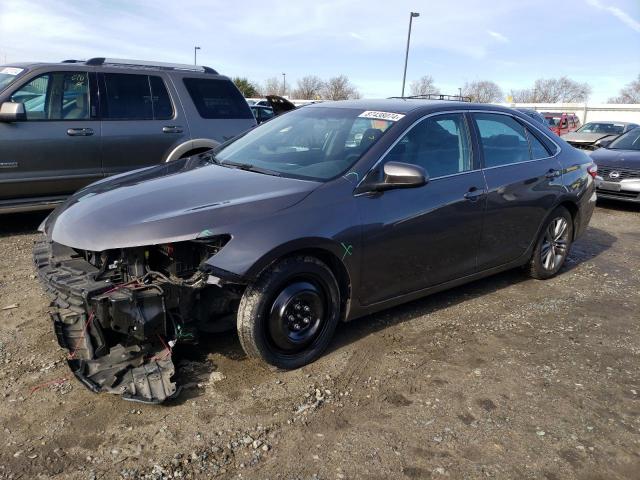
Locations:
0;66;25;91
577;122;624;135
214;107;396;181
608;128;640;150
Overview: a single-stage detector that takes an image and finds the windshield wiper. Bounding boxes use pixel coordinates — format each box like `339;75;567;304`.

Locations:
221;161;281;177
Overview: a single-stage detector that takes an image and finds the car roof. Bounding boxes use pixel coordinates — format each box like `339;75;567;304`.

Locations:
304;98;514;115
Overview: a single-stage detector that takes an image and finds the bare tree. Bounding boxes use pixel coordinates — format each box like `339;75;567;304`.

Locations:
321;75;360;100
262;76;287;96
461;80;503;103
292;75;325;100
409;75;439;96
608;75;640;103
511;77;591;103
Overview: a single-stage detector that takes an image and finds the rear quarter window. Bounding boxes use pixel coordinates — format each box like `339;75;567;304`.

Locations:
183;78;253;119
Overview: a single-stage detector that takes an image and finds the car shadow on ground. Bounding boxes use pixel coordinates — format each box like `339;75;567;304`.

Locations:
595;198;640;213
0;211;50;238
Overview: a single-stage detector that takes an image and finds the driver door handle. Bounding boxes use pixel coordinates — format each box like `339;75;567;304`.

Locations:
67;127;94;136
162;126;183;134
464;186;486;201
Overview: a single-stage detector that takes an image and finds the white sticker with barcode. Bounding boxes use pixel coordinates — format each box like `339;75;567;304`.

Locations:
358;110;405;122
0;67;23;76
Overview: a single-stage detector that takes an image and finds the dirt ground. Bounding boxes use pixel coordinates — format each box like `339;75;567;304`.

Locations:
0;200;638;480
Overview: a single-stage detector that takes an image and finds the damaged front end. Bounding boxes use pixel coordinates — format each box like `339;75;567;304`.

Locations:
33;235;242;403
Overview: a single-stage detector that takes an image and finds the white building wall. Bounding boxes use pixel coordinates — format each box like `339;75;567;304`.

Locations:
500;103;640;124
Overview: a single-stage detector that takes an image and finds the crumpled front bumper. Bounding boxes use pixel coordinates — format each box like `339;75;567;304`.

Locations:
33;238;178;404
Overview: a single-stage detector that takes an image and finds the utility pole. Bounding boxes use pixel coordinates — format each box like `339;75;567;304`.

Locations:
282;72;286;96
194;46;201;65
401;12;420;97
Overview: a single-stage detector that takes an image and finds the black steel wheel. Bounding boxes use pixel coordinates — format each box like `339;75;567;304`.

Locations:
237;255;341;369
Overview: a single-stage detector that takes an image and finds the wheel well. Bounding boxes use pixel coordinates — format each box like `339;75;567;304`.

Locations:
179;147;213;159
558;201;579;239
282;248;351;320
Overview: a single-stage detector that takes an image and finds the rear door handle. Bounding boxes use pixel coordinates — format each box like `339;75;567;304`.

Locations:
464;187;486;201
67;127;94;136
162;126;183;134
545;169;560;179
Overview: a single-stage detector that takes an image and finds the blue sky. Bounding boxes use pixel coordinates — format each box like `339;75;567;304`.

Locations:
0;0;638;102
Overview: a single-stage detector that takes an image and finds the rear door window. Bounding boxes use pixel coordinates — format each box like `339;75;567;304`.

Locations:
103;73;153;120
526;129;551;159
474;113;531;168
183;77;253;119
102;73;174;120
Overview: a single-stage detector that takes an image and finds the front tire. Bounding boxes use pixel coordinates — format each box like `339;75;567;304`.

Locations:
237;255;341;369
527;206;573;279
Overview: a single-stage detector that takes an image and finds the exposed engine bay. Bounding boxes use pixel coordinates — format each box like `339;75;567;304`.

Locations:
33;235;243;403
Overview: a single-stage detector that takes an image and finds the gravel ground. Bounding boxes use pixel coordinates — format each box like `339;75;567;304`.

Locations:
0;200;638;480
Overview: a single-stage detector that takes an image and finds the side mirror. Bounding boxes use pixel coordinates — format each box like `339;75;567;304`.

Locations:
0;102;26;122
595;138;613;149
363;161;428;192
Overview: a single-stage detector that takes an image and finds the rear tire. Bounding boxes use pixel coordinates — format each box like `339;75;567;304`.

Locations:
237;256;341;369
527;206;573;279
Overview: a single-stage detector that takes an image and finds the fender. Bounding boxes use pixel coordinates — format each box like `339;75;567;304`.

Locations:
164;138;220;162
240;237;352;283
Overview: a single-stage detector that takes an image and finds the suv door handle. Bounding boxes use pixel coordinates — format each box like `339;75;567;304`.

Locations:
162;126;183;134
545;169;560;179
464;187;486;201
67;127;94;136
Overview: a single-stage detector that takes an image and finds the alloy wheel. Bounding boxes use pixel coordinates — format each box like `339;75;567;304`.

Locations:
540;217;569;271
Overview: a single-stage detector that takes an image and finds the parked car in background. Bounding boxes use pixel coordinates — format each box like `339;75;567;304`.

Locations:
516;108;549;128
35;99;596;403
543;112;581;136
0;58;256;214
250;104;275;123
562;121;638;152
591;127;640;203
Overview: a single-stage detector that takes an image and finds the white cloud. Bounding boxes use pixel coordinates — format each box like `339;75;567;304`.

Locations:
585;0;640;32
487;30;509;43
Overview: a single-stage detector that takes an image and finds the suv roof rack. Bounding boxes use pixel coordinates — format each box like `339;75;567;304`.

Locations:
389;94;472;102
62;57;218;74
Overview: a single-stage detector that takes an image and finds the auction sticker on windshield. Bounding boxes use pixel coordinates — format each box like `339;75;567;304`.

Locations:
358;111;405;122
0;67;23;76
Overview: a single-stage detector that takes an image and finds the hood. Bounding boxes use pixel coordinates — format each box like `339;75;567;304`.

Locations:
45;156;319;251
562;132;615;144
590;148;640;168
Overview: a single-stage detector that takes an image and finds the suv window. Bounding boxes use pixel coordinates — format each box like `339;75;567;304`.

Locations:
183;78;253;119
103;73;173;120
386;113;472;178
11;71;90;120
474;113;531;168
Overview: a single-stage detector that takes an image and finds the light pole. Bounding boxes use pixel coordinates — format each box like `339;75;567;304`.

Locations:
282;73;286;96
194;46;201;65
458;87;462;100
401;11;420;97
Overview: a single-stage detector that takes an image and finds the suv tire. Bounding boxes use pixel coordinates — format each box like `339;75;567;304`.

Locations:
527;206;573;279
237;255;341;369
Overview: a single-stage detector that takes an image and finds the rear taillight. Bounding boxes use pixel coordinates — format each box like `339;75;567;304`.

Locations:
587;163;598;179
